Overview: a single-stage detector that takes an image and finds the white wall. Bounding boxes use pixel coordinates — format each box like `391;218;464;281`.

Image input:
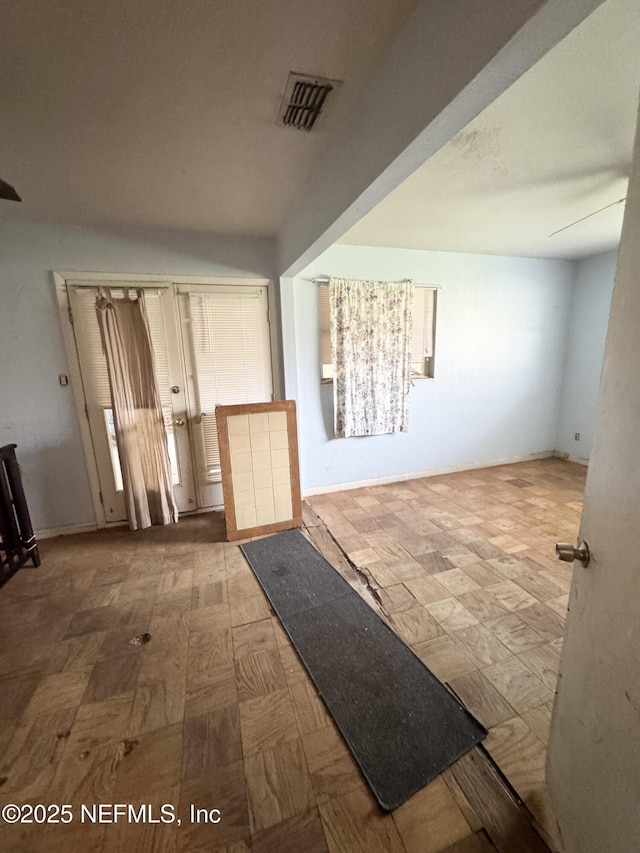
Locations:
0;218;277;533
555;251;616;459
285;244;575;493
0;216;614;533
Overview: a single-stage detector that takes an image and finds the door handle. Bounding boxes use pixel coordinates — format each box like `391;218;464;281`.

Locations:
173;418;185;427
193;413;207;424
556;540;590;567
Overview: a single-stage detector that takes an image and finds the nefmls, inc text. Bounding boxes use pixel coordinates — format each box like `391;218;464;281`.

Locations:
80;804;221;824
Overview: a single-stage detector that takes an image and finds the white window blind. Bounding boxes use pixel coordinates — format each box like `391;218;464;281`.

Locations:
144;293;172;411
71;287;112;408
319;285;333;380
409;286;436;374
188;290;272;479
318;284;437;379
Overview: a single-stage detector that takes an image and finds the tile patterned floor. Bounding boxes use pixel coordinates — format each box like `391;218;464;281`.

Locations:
0;458;584;852
308;457;585;848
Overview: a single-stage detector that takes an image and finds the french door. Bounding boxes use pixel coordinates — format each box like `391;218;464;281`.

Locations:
66;280;273;524
177;285;273;508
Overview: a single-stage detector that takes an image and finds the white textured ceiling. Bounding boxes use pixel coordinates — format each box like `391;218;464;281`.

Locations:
4;0;639;261
0;0;416;234
340;0;640;260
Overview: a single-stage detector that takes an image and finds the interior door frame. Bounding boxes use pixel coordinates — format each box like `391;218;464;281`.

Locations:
54;270;278;528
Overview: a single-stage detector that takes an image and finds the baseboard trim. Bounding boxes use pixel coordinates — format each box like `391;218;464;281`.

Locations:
552;449;589;466
302;451;556;497
35;521;99;540
36;454;586;534
35;508;224;539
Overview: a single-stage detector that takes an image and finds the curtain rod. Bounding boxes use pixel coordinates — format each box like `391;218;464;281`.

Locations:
309;276;442;289
310;276;414;285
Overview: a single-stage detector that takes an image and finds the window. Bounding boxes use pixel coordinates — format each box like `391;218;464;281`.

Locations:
318;283;437;381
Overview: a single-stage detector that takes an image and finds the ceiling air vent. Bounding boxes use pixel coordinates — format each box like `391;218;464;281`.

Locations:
278;72;341;131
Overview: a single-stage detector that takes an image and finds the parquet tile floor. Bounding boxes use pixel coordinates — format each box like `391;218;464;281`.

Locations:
0;458;584;852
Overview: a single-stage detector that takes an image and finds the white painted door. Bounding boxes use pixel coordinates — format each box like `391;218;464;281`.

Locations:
68;284;197;521
68;281;273;521
155;287;199;514
177;285;273;509
547;101;640;851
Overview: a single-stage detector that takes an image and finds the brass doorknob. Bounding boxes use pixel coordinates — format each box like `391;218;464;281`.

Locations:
173;418;185;427
555;540;590;567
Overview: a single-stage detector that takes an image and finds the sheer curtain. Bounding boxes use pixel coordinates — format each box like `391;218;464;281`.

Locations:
330;277;413;439
96;288;178;530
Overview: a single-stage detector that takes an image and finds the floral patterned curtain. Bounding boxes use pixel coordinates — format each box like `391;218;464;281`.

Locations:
330;277;413;438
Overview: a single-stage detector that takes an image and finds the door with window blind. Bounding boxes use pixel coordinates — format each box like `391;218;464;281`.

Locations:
67;281;273;523
68;284;197;522
178;286;273;509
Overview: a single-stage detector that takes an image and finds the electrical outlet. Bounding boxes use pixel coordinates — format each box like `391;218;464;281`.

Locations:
574;432;580;441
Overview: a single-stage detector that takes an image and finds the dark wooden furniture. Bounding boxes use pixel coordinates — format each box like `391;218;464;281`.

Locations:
0;444;40;587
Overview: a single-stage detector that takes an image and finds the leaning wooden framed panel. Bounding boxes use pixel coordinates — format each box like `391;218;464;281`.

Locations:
216;400;302;541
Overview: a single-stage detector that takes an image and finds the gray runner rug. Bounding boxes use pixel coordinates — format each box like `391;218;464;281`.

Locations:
241;528;486;811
